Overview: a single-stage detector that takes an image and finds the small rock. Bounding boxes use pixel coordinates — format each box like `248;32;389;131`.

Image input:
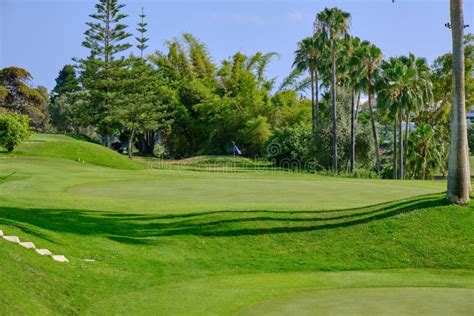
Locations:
3;236;20;243
0;230;3;236
36;249;52;256
84;258;96;262
19;242;35;249
52;255;69;263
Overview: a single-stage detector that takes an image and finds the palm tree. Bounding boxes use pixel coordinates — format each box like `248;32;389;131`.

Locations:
315;7;351;172
447;0;471;204
344;36;363;172
377;55;432;179
293;36;323;132
399;54;433;178
358;41;383;173
407;125;448;180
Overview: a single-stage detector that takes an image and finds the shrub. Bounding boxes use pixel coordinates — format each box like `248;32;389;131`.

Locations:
468;125;474;153
0;112;31;152
265;124;313;170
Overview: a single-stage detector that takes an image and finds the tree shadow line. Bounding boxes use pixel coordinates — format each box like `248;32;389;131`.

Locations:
0;194;448;245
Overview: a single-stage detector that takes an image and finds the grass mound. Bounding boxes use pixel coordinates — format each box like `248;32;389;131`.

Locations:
1;134;141;169
175;155;272;168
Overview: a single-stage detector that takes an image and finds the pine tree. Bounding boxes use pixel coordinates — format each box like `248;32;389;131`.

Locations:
112;56;173;159
82;0;131;66
136;7;149;58
78;0;131;146
51;65;80;101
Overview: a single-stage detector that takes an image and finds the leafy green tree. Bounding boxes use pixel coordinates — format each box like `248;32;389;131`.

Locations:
0;67;49;131
270;90;311;129
240;116;271;157
111;57;173;159
315;7;351;172
0;112;30;152
314;89;374;171
0;67;45;114
50;65;80;131
50;65;80;100
266;124;313;169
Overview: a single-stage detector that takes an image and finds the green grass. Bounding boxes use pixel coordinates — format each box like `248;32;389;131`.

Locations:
237;287;474;315
0;134;472;314
2;134;142;169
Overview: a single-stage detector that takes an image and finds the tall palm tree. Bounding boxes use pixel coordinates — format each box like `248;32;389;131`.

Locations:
358;41;383;173
447;0;471;204
344;36;363;172
399;54;433;178
377;55;432;179
293;36;323;132
315;7;350;172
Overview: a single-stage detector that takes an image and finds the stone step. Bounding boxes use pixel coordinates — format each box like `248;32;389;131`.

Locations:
52;255;69;263
3;236;20;243
19;242;35;249
36;249;52;256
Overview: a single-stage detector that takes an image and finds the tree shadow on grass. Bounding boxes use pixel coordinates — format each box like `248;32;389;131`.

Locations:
0;194;450;245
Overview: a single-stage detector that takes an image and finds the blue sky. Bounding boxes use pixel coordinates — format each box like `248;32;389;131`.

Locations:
1;0;473;91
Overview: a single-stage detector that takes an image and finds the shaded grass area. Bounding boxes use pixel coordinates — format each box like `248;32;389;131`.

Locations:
0;194;472;314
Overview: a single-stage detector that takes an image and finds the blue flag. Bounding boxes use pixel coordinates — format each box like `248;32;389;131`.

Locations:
232;142;242;155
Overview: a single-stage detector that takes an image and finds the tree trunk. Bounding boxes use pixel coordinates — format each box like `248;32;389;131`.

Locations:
355;92;361;120
393;117;398;179
310;69;316;133
331;51;338;172
367;80;380;173
399;109;404;180
447;0;471;205
315;71;320;131
128;130;135;159
404;111;410;179
351;88;356;173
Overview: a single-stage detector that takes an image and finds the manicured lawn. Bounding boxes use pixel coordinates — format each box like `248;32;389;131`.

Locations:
237;287;474;315
0;135;472;314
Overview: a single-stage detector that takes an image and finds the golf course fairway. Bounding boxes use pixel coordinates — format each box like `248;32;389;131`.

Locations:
0;135;472;314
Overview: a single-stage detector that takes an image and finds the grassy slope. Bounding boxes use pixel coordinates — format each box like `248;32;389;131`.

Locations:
0;135;472;314
1;134;142;170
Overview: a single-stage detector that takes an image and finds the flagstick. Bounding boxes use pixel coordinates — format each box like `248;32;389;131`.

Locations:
234;150;237;187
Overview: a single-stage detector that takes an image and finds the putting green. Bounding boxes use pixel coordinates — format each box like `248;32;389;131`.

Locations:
237;287;474;315
67;177;444;212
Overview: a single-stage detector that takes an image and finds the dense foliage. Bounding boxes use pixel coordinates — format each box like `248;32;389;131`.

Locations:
2;0;471;179
0;111;31;151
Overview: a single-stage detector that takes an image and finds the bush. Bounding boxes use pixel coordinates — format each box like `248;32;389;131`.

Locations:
468;125;474;153
265;124;313;170
153;144;167;158
0;112;31;151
